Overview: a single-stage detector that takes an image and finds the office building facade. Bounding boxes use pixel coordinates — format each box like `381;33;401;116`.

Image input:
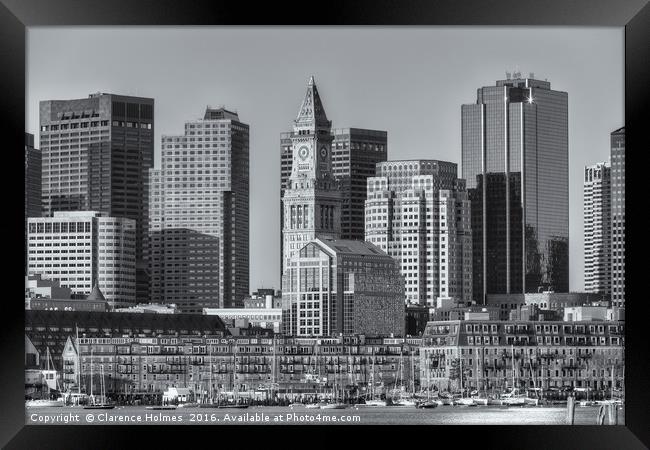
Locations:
461;74;569;302
282;237;405;337
25;133;42;219
281;77;342;274
283;128;388;239
27;211;136;307
39;93;154;302
610;127;625;307
25;133;42;271
365;160;472;306
149;107;249;311
583;162;611;296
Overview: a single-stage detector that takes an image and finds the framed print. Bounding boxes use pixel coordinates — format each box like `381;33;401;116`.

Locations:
0;0;647;448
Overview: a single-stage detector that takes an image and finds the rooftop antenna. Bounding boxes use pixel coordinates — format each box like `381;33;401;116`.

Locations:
506;71;512;80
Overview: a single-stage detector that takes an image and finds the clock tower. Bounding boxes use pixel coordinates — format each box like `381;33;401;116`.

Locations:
281;76;341;273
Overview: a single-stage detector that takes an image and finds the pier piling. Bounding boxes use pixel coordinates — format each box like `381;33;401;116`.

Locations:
565;396;575;424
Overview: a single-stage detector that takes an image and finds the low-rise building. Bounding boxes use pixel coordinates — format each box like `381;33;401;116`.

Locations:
25;274;73;309
564;305;625;322
29;283;109;312
243;289;282;309
25;309;228;374
114;303;178;314
508;304;561;322
203;307;283;333
405;304;430;336
420;319;624;392
59;334;423;399
431;306;499;322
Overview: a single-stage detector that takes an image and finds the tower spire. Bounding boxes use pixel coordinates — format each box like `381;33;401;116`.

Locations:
294;75;330;131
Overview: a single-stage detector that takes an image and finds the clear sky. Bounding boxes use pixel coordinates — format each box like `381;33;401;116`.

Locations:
26;26;624;293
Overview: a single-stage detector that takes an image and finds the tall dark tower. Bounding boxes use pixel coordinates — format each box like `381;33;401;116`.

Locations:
461;74;569;303
39;93;154;303
610;127;625;307
281;76;341;274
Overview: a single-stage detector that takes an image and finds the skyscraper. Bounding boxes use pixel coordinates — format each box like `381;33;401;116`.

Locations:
27;211;136;307
583;162;611;296
25;133;41;271
39;93;154;302
280;113;387;273
281;77;341;274
149;107;249;311
461;74;569;302
25;133;41;220
610;127;625;307
365;160;472;306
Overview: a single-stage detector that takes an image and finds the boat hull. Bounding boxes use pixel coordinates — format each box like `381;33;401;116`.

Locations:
362;400;386;407
502;397;526;406
416;401;438;409
26;400;64;408
320;403;347;409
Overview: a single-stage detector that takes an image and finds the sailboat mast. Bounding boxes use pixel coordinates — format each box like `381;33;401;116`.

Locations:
371;347;375;400
475;347;478;393
76;325;81;396
510;345;515;390
234;342;238;402
458;350;465;397
209;342;212;404
90;348;93;398
427;349;431;400
410;346;415;395
610;364;616;400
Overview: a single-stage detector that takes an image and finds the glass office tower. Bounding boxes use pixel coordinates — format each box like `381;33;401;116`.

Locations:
462;74;569;302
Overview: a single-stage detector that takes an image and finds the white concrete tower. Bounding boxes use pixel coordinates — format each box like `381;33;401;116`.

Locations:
281;77;341;273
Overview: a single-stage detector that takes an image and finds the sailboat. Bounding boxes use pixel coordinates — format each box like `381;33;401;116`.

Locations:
219;340;249;409
320;358;347;409
470;348;488;406
305;342;322;408
523;351;541;406
199;341;220;409
455;355;476;406
387;348;416;407
26;347;65;408
364;347;385;407
84;350;115;409
416;349;438;409
501;346;526;406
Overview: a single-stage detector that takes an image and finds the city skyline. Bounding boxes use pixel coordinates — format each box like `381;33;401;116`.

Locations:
26;27;624;292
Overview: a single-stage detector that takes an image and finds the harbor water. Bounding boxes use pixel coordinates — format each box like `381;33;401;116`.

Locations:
26;404;624;425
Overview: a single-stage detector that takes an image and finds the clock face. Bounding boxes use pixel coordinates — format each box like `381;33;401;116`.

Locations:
298;146;310;161
320;147;328;158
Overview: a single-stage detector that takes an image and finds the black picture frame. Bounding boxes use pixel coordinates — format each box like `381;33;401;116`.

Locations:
1;0;647;448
